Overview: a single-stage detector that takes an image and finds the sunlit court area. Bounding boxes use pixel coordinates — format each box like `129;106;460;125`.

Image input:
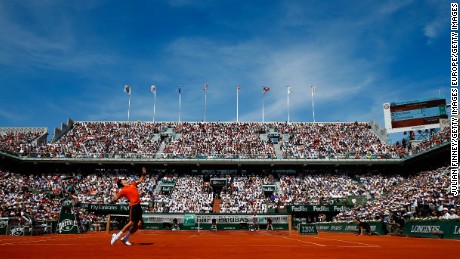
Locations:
0;231;459;259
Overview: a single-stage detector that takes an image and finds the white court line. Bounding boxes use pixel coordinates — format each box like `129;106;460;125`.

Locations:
185;232;204;239
339;246;380;248
0;235;93;246
0;243;84;246
0;237;58;245
261;232;327;246
220;244;316;247
143;232;203;236
312;236;380;248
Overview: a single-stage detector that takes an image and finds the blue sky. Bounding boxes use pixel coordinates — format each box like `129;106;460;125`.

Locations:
0;0;452;140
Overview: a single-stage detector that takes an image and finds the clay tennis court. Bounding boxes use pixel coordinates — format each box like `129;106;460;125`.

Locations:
0;231;457;259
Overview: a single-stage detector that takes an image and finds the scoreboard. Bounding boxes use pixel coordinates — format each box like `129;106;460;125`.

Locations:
383;98;448;133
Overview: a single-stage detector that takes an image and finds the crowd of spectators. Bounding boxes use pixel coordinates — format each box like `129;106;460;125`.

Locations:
0;131;44;156
219;175;277;214
151;175;213;213
278;122;407;159
278;173;364;205
0;165;458;232
0;122;451;160
3;122;163;159
162;122;276;159
334;166;458;221
0;168;158;227
1;170;64;221
0;121;456;236
406;126;451;156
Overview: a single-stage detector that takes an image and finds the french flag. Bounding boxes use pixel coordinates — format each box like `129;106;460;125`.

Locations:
263;86;270;94
124;85;131;95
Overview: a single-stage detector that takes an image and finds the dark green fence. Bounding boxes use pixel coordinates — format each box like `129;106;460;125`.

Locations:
314;221;385;235
403;219;460;239
142;213;290;230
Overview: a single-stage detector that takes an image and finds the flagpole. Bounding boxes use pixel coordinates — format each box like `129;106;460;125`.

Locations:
178;85;182;123
204;91;207;122
154;91;156;122
128;93;131;121
124;85;131;122
236;85;239;122
287;86;290;122
203;84;207;122
262;93;265;123
262;86;270;122
151;85;156;122
311;85;316;123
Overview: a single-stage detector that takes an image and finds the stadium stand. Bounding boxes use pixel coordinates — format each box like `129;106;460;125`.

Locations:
0;121;455;235
0;165;457;224
0;121;451;160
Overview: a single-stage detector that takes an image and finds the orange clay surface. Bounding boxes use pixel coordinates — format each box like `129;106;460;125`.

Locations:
0;231;458;259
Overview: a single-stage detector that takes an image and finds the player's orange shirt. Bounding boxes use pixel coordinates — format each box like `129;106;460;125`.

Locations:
118;182;141;206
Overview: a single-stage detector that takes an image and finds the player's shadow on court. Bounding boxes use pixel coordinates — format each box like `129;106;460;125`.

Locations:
137;243;155;246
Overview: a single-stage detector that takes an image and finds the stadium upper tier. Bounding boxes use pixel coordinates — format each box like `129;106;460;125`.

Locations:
0;121;451;161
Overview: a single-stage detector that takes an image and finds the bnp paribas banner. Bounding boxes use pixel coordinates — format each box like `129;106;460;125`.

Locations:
142;214;290;230
0;218;8;235
287;205;354;213
404;220;460;239
57;212;79;234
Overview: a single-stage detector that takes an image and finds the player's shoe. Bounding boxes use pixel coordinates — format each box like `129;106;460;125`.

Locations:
121;238;132;246
110;234;118;245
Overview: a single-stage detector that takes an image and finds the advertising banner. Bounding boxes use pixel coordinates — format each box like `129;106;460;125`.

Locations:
298;224;318;235
0;218;8;235
403;220;460;239
287;205;354;213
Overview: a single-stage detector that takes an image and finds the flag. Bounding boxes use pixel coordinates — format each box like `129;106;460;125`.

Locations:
237;85;240;91
311;85;317;95
263;86;270;94
124;85;131;95
204;83;208;93
287;86;293;95
151;85;156;94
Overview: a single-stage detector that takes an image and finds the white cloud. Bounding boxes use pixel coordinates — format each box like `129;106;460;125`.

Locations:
422;1;447;44
0;1;118;73
165;0;216;8
0;108;22;123
424;19;442;41
378;0;414;15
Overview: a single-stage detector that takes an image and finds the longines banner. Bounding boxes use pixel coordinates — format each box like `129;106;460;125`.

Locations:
403;220;460;239
287;205;354;213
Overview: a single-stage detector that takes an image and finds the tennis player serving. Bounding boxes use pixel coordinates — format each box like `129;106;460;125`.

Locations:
110;167;147;246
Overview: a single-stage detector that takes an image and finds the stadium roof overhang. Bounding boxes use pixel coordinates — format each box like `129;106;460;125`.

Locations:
0;142;449;169
5;156;403;166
